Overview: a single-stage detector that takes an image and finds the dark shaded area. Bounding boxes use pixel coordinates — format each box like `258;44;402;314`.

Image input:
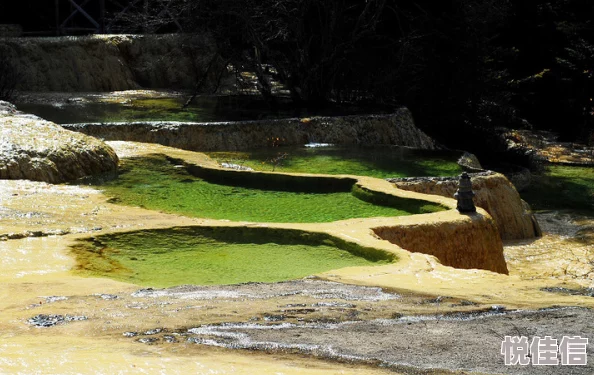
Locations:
520;165;594;213
0;46;20;101
0;2;57;33
185;162;357;193
169;0;593;166
3;0;593;167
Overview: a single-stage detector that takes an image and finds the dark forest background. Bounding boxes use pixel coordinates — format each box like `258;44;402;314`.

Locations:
1;0;593;165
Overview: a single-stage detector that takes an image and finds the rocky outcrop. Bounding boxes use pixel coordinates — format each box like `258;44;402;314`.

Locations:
62;109;437;151
389;172;541;240
0;101;118;183
0;34;215;91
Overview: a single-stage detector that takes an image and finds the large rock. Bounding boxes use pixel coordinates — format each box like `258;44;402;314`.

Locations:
389;172;541;241
0;34;215;91
62;109;437;151
457;151;483;171
0;101;118;183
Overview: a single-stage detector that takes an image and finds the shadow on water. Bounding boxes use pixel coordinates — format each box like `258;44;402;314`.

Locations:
207;145;463;178
16;95;389;124
521;165;594;213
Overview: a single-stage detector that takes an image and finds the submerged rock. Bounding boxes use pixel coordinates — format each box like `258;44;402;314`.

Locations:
220;162;254;171
28;314;88;327
389;172;541;240
44;296;69;303
0;101;118;183
457;151;482;171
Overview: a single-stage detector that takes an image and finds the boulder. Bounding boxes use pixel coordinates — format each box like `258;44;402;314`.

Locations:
0;101;118;183
457;151;483;171
389;171;541;240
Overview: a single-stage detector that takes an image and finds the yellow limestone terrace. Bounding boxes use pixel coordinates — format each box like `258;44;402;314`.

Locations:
390;173;541;241
152;144;509;275
315;178;507;274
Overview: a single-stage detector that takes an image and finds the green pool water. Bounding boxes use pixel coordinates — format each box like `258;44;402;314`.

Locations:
207;146;463;179
71;227;394;286
16;95;370;124
521;165;594;212
95;155;443;223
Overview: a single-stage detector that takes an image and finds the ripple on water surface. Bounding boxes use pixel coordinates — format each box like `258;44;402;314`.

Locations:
0;237;71;281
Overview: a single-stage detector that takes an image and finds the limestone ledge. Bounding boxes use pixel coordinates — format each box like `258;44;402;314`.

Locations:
0;101;118;183
389;172;541;241
371;211;508;274
338;177;508;275
0;34;215;91
62;109;436;151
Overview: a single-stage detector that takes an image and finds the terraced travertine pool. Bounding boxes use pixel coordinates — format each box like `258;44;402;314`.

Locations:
16;91;460;287
79;149;447;286
15;94;374;123
207;145;463;178
96;154;445;223
24;91;460;287
71;226;394;287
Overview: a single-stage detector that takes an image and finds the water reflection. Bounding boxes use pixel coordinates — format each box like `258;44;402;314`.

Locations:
16;92;382;124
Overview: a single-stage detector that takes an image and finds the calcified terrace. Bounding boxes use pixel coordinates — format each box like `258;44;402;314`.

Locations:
2;141;594;375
